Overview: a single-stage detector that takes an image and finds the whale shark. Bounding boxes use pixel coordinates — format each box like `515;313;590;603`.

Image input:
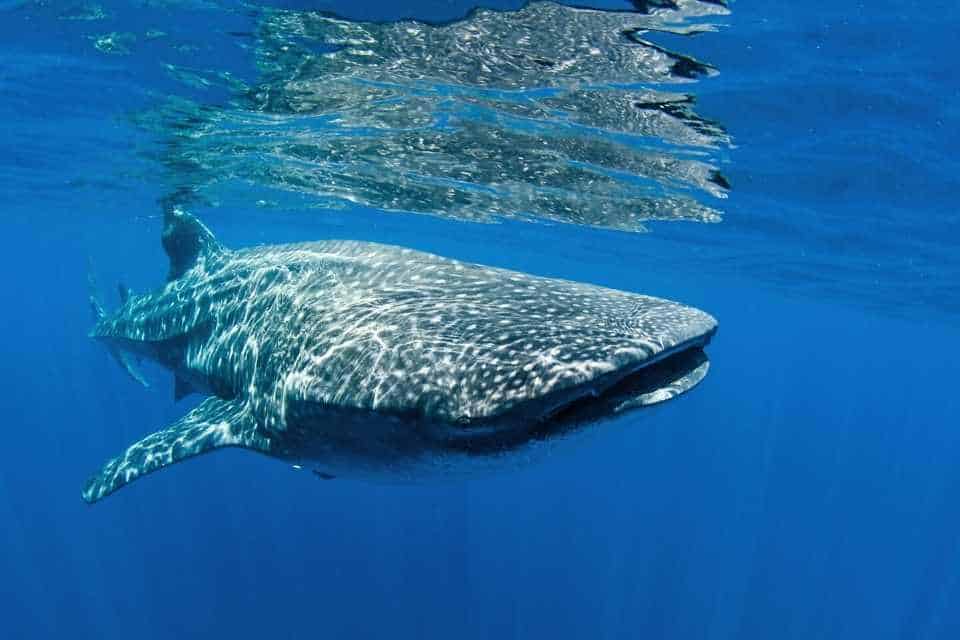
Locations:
82;209;717;503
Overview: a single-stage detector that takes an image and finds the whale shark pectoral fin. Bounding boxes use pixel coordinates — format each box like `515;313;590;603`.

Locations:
82;397;270;504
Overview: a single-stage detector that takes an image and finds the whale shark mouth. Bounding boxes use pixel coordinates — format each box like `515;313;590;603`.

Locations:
540;345;710;426
444;335;713;454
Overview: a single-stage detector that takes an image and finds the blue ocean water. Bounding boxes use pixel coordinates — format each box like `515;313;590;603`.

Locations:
2;1;958;638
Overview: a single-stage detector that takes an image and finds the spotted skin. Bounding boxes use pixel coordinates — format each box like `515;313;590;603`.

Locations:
83;211;717;503
81;397;271;503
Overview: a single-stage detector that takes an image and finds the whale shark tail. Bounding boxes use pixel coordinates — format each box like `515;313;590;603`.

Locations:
87;262;150;388
82;397;272;504
87;259;106;322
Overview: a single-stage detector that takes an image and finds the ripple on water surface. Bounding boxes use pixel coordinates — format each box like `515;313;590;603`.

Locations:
144;0;731;231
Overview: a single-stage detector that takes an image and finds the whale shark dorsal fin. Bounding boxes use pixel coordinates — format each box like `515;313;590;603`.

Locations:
161;207;223;281
82;398;271;504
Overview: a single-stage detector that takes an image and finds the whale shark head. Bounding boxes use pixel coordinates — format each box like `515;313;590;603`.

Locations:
417;299;716;454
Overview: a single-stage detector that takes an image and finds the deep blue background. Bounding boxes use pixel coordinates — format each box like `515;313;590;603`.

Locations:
2;1;958;638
